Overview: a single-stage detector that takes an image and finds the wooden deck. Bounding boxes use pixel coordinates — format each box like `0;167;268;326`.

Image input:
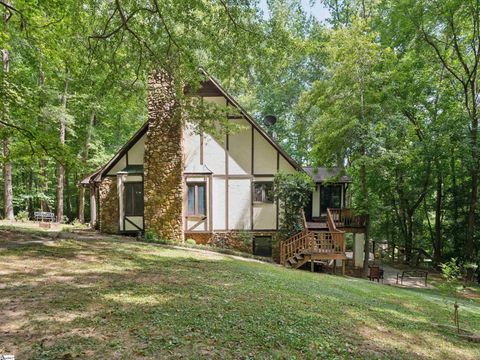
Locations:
280;208;367;274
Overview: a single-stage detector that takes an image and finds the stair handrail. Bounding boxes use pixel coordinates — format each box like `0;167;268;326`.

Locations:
326;208;338;232
280;230;312;265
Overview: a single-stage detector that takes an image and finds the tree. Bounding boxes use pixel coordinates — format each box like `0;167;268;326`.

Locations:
302;19;395;273
391;0;480;260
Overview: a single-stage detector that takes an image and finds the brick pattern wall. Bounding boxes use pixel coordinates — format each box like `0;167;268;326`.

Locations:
99;177;118;234
144;70;184;241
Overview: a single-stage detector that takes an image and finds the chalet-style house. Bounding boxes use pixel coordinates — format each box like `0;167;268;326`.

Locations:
82;70;367;271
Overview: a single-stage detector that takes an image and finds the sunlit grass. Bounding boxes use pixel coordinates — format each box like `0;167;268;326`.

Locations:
0;236;479;359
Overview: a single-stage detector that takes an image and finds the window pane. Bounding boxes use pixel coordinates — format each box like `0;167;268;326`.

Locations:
331;185;341;208
198;184;206;215
254;183;263;202
264;183;274;202
187;185;195;215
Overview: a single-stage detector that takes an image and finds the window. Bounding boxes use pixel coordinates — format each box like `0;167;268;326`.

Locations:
124;182;143;216
187;183;206;216
253;182;274;203
253;236;272;257
320;184;342;213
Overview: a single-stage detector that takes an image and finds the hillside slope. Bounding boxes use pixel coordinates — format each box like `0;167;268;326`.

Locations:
0;233;478;359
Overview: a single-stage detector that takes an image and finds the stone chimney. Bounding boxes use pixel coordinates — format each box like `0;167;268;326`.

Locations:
143;70;184;241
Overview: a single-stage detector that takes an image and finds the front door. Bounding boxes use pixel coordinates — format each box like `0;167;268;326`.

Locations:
320;184;342;214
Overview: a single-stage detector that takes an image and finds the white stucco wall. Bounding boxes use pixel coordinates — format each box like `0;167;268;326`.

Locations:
128;135;145;165
184;125;202;173
107;155;126;175
228;118;252;175
228;179;251;230
354;233;365;268
204;132;226;174
253;130;277;174
125;216;143;231
212;178;226;230
253;204;276;229
279;156;296;174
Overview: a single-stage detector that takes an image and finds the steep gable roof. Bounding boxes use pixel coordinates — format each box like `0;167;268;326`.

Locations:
82;71;301;185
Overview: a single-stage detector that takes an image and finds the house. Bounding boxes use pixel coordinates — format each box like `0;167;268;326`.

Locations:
82;70;366;268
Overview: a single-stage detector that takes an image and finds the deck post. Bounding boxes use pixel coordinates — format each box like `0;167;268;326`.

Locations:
342;261;345;276
310;259;314;272
333;260;337;275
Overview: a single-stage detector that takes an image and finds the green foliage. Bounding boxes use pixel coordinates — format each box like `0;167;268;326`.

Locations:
185;238;196;245
143;231;175;245
273;172;315;237
15;210;29;222
441;258;462;281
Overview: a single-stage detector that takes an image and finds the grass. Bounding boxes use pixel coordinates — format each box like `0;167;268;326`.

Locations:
0;233;479;359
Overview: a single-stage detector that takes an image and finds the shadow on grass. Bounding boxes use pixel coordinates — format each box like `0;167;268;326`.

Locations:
0;239;479;359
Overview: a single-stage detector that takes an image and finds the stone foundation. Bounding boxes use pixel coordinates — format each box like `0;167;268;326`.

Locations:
185;231;282;262
99;177;118;234
144;70;184;241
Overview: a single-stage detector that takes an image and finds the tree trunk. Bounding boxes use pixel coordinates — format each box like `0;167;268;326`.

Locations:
78;110;95;223
1;46;13;220
56;69;68;223
360;145;370;275
40;159;48;211
405;210;414;264
434;167;442;264
38;59;49;212
3;138;14;220
466;79;478;260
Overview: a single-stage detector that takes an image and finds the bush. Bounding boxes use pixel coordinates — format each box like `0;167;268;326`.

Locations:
143;231;175;245
440;258;461;281
16;210;29;222
273;172;315;237
185;238;196;245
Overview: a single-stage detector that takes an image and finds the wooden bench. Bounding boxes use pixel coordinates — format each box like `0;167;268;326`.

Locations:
34;211;56;222
396;270;428;287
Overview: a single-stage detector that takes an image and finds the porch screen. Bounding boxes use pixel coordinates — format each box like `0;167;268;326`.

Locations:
124;182;143;216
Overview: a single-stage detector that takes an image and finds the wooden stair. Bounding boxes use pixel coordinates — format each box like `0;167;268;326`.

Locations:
280;209;347;274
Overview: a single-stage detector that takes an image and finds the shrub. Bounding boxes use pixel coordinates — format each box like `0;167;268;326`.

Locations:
440;258;461;281
143;231;175;245
16;210;29;222
71;218;85;227
185;238;196;245
144;231;159;243
273;172;315;238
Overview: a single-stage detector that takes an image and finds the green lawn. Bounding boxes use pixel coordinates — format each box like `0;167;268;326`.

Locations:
0;234;479;359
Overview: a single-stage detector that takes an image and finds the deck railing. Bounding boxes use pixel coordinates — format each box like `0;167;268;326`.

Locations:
328;208;368;228
310;231;345;254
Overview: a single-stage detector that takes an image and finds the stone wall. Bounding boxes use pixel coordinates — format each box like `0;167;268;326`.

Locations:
184;232;212;245
99;177;118;234
143;70;184;241
185;231;282;262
